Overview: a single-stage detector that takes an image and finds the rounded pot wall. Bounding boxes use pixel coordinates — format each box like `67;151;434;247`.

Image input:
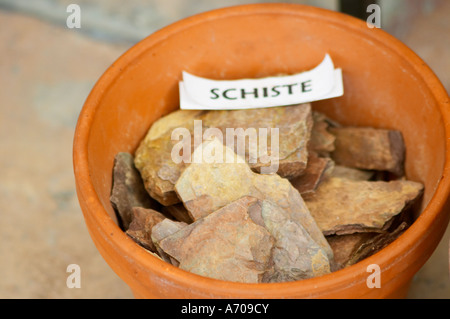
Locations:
73;4;450;298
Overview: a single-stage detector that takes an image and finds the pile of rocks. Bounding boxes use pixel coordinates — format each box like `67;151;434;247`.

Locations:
110;103;423;283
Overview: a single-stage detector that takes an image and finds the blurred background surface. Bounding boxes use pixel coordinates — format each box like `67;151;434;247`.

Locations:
0;0;448;298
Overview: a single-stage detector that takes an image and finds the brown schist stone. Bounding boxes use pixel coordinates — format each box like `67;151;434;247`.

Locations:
202;103;313;178
256;200;331;282
304;177;423;236
326;233;376;270
151;218;188;265
290;154;334;195
327;220;409;271
134;110;202;206
160;203;193;224
345;222;409;267
308;111;336;157
110;152;158;229
330;165;375;181
329;126;406;176
157;196;275;283
125;207;166;252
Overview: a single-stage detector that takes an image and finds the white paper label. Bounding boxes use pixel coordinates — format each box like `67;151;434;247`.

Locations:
179;54;344;110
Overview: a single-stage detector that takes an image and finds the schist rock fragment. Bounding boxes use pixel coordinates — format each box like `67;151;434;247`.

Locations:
160;203;193;224
329;126;406;176
110;152;158;229
330;165;374;181
327;222;409;270
151;218;188;244
290;154;334;195
125;207;166;252
151;218;188;265
256;200;331;282
174;138;333;261
308;111;336;157
326;233;375;269
304;177;423;236
345;222;409;267
134;110;203;206
157;196;275;283
201;103;313;178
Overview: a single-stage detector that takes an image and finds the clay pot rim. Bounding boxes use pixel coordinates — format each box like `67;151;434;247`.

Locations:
73;3;450;297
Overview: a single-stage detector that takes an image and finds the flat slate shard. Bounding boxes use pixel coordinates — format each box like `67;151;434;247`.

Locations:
308;111;336;156
304;177;423;236
174;138;333;261
255;200;331;282
328;221;409;270
157;197;275;283
110;152;158;229
346;222;408;267
326;233;375;270
134;110;204;206
329;127;406;176
202;103;313;178
125;207;166;252
161;203;193;224
145;109;206;141
290;154;334;195
252;148;309;179
134;104;314;206
151;218;188;265
330;165;374;181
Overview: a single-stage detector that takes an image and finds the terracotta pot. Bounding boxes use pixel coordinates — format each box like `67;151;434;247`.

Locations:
73;4;450;298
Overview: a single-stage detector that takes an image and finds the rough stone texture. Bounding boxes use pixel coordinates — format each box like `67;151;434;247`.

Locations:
345;222;409;267
160;203;193;224
326;233;375;270
290;154;334;195
125;207;166;252
110;152;158;229
158;197;275;283
330;165;375;181
327;219;410;270
151;219;188;243
201;103;313;178
308;111;336;157
304;177;424;235
257;200;331;282
144;109;206;141
174;138;333;260
330;127;406;176
134;110;201;206
151;218;188;265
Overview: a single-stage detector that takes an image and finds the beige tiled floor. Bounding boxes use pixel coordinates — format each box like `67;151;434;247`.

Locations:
0;3;448;298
